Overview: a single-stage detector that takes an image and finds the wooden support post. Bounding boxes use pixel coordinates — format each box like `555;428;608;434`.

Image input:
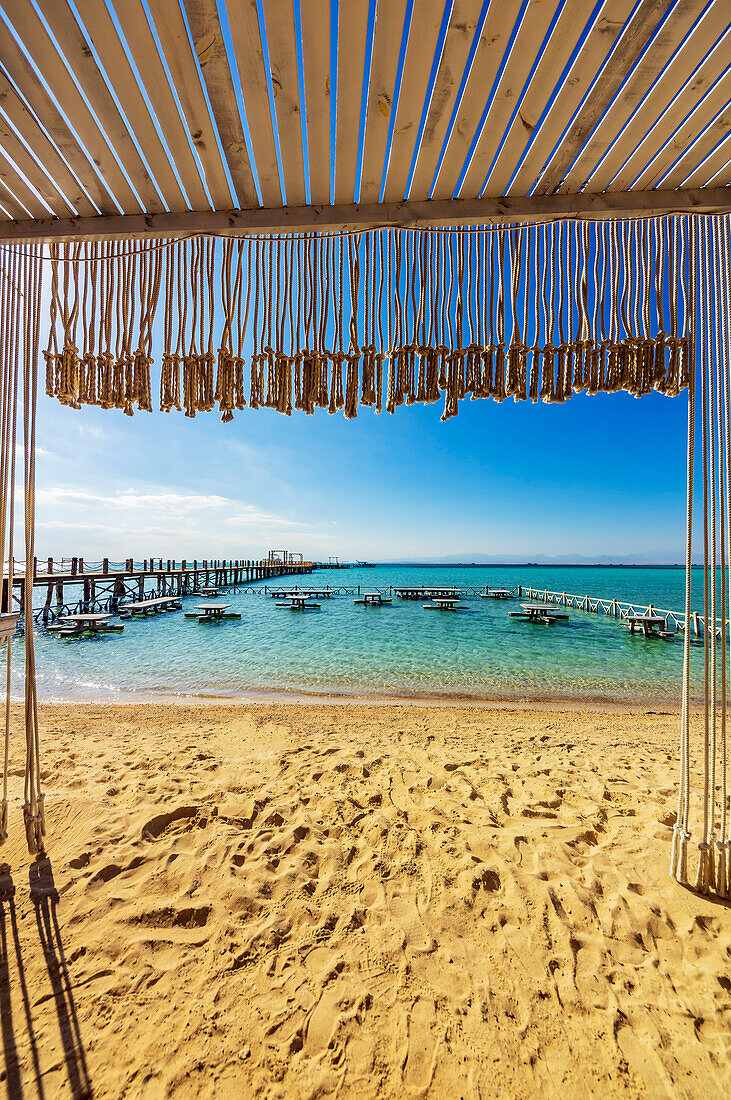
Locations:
43;581;52;621
47;556;53;574
83;578;91;608
79;557;84;573
55;580;63;606
103;557;109;574
71;556;78;576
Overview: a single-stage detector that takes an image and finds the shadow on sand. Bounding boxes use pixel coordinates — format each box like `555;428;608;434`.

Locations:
0;858;93;1098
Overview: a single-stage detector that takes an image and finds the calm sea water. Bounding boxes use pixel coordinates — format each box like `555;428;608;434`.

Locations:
17;565;712;705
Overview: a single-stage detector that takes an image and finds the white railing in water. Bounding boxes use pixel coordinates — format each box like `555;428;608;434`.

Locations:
521;586;718;637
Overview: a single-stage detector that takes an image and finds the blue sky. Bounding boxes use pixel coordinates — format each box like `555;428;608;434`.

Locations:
33;382;689;564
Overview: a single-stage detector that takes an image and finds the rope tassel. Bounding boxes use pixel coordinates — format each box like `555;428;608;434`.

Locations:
41;221;690;422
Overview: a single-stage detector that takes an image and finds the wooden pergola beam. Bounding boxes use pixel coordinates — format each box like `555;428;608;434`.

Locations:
0;186;729;241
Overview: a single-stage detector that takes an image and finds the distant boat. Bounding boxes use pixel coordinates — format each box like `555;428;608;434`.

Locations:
356;561;376;567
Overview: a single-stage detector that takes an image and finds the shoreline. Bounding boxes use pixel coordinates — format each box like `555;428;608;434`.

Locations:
28;683;687;712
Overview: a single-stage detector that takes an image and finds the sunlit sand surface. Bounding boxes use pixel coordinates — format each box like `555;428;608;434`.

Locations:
1;703;728;1098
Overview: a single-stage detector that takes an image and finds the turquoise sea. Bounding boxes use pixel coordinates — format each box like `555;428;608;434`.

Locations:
19;565;713;706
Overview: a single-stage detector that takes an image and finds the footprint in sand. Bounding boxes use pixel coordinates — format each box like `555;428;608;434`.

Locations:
141;806;207;841
404;998;442;1091
129;905;211;930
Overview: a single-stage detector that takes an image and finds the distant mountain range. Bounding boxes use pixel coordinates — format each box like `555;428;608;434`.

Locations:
376;554;687;567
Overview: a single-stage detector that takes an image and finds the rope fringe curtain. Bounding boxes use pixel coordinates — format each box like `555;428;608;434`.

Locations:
671;213;731;899
0;242;44;854
42;219;692;423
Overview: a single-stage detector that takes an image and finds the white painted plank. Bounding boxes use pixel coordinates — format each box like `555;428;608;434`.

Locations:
407;0;483;202
263;0;306;206
630;72;731;190
459;0;563;200
557;0;709;194
658;117;731;189
224;0;282;206
39;0;169;213
594;18;731;192
1;0;144;212
111;0;213;210
481;0;606;198
0;175;30;219
146;0;235;208
25;0;165;212
0;40;112;213
0;150;46;217
359;0;408;203
182;0;259;207
0;68;98;216
334;0;369;204
506;0;638;197
382;0;446;203
679;131;731;187
3;185;728;240
76;0;188;212
299;0;331;205
539;0;677;193
430;0;516;201
0;103;75;215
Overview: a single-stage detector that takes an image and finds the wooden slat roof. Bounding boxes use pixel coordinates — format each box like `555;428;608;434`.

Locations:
0;0;728;237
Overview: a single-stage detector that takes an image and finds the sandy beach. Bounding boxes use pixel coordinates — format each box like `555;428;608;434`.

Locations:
0;701;728;1098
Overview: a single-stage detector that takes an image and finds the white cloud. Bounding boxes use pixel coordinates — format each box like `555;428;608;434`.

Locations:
14;444;54;458
30;483;331;558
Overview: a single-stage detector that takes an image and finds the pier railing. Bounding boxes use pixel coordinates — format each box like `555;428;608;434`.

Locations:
520;586;716;637
6;557;315;578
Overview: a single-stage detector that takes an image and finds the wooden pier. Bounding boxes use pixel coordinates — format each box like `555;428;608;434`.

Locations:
14;556;313;625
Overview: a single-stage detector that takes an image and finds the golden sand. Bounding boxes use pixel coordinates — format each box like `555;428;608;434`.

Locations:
1;702;729;1098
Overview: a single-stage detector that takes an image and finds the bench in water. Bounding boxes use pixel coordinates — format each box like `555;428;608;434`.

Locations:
185;603;241;622
275;596;322;610
509;603;570;625
354;592;392;605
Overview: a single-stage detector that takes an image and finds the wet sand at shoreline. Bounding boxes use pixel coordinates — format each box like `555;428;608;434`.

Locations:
1;701;728;1098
